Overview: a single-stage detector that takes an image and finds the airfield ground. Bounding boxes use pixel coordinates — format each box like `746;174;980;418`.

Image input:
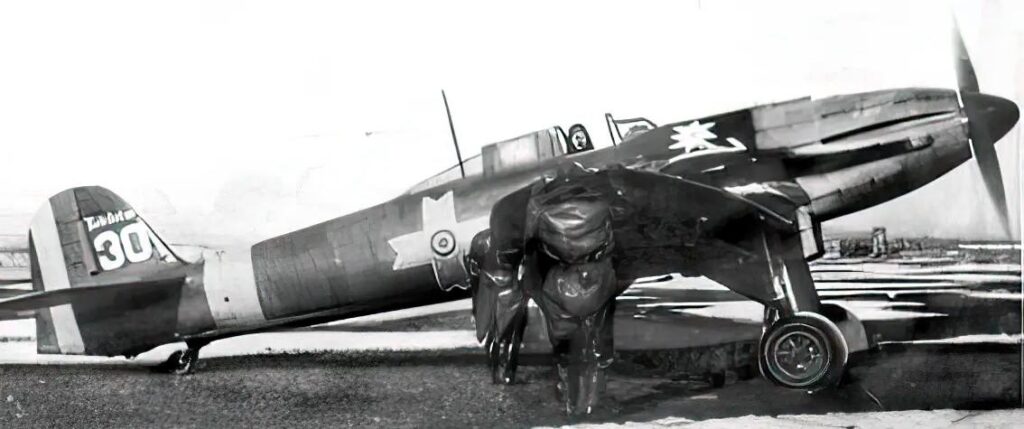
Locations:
0;253;1020;427
0;342;1020;428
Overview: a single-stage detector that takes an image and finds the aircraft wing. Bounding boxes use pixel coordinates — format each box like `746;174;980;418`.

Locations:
486;165;825;326
539;167;814;277
569;167;822;307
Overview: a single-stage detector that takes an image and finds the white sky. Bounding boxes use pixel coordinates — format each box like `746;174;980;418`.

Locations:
0;0;1021;247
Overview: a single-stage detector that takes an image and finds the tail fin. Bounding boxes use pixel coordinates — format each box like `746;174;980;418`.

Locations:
24;186;184;355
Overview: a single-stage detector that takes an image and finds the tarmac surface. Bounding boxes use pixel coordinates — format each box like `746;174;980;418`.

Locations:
0;342;1019;428
0;254;1019;427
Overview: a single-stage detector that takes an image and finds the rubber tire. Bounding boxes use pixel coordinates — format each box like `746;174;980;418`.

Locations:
758;312;848;391
162;349;198;375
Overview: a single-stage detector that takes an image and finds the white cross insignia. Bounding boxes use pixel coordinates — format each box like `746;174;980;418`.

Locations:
387;191;489;290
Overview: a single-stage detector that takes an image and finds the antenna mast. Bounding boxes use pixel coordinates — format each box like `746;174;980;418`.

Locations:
442;90;466;178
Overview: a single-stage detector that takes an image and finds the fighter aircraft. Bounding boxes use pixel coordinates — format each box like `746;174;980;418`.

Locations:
0;25;1017;415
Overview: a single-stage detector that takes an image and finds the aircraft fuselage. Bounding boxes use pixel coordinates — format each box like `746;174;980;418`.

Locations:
170;87;1017;347
24;87;1014;357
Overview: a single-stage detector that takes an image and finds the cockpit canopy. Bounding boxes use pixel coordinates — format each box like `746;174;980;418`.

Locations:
605;114;657;145
406;125;592;194
405;113;655;195
481;127;564;177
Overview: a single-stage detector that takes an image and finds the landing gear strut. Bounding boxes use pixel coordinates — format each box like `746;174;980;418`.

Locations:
156;341;207;375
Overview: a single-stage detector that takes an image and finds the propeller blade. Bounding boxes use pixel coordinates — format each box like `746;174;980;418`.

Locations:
962;94;1019;236
953;19;979;93
953;18;1018;237
969;119;1010;236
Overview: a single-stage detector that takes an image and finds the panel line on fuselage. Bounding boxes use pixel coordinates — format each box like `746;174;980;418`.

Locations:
201;247;267;329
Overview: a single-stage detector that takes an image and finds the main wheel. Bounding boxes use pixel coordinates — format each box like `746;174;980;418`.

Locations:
758;312;848;391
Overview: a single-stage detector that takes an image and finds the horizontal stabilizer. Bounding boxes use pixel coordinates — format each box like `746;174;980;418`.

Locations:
0;272;186;313
0;268;30;286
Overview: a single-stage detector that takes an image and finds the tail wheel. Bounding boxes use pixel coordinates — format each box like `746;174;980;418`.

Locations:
160;348;199;375
758;312;848;391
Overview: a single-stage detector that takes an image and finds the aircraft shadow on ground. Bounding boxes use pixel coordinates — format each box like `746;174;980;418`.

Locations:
199;343;1019;423
0;342;1017;426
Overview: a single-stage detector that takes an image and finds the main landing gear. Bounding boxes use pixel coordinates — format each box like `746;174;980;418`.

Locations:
738;225;852;392
155;341;207;375
758;311;848;391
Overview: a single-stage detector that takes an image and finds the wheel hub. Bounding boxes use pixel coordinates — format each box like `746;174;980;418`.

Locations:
773;331;825;379
759;313;849;391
